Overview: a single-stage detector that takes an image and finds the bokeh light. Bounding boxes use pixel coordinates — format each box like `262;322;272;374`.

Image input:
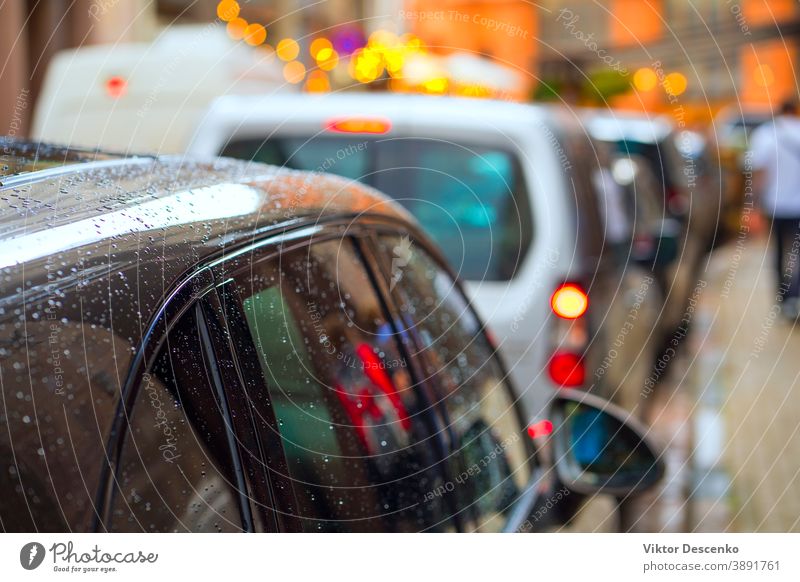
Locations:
664;72;688;96
243;23;266;46
216;0;239;22
283;60;306;84
305;70;331;93
316;48;339;71
276;38;300;62
310;38;333;59
633;67;658;92
226;17;247;40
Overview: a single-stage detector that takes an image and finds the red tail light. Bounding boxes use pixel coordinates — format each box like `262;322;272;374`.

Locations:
527;419;554;439
548;351;585;387
551;283;588;319
105;76;127;99
325;117;391;134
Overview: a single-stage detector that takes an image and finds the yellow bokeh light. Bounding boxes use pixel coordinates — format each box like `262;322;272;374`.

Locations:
316;47;333;61
400;33;423;51
216;0;240;22
383;47;404;75
310;38;333;59
633;67;658;92
244;23;267;46
423;77;448;94
276;38;300;62
663;72;687;96
317;48;339;71
349;48;384;83
283;60;306;84
755;64;775;88
226;17;248;40
305;71;331;93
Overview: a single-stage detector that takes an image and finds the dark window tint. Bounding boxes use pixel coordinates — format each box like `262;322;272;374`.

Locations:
221;137;532;281
110;306;244;532
377;235;530;532
231;239;450;532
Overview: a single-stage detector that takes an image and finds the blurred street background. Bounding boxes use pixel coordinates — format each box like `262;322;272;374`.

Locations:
2;0;800;532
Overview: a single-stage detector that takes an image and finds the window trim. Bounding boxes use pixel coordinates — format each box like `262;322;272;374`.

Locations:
211;222;459;531
363;227;541;532
98;270;259;532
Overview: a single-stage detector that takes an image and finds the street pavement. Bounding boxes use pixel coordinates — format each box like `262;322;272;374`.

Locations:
563;232;800;532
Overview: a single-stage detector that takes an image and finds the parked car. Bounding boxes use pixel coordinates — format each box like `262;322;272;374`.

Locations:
0;139;662;532
609;152;682;292
187;93;665;418
584;110;722;346
31;26;294;155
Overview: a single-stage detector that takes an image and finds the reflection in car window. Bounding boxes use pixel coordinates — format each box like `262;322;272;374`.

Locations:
377;236;530;532
234;239;451;531
221;137;532;281
110;307;244;532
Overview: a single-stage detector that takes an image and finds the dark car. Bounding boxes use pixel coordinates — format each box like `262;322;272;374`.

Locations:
0;140;661;532
586;112;722;347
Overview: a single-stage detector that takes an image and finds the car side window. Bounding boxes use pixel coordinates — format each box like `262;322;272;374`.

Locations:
226;238;452;532
109;305;245;532
376;235;530;532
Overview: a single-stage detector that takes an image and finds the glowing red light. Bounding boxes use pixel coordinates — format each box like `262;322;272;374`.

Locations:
527;419;554;439
105;76;127;99
325;117;391;134
548;351;585;387
551;283;588;319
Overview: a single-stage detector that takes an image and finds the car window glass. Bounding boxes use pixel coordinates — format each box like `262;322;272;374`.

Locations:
110;306;244;532
377;235;530;532
231;238;451;532
221;137;532;281
221;137;369;181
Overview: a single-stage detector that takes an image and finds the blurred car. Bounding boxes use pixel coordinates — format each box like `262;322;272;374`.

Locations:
584;111;723;344
0;139;662;532
609;153;682;290
31;26;294;155
188;93;665;417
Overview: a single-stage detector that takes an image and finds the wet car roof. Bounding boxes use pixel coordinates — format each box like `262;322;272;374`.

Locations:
0;139;130;180
0;139;414;312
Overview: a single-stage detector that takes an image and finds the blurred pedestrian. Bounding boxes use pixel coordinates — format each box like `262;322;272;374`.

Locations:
749;99;800;318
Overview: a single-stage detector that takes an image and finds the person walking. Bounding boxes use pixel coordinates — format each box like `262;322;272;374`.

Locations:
749;99;800;319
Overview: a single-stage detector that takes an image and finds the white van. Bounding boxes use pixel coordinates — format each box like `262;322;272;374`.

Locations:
187;93;665;421
32;26;292;154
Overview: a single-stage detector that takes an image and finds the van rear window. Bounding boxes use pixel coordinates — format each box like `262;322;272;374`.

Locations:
222;137;532;282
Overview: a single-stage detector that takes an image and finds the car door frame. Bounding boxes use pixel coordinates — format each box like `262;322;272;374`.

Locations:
96;266;271;531
203;215;461;532
357;221;548;532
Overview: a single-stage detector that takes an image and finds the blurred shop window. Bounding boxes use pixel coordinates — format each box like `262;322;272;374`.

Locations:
609;0;663;46
743;0;796;26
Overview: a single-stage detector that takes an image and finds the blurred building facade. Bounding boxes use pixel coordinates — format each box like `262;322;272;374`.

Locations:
2;0;798;139
536;0;800;116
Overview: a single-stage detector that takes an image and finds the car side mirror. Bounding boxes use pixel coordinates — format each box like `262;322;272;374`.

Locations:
549;390;664;496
